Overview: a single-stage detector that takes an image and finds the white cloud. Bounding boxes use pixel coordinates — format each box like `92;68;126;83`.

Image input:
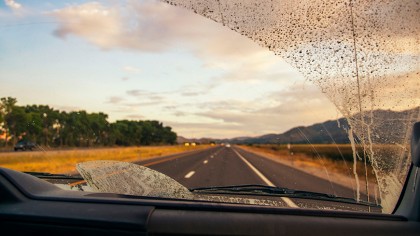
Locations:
4;0;21;10
51;2;122;49
123;66;141;73
50;1;270;58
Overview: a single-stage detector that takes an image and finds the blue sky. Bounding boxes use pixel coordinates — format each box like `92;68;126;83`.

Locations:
0;0;341;138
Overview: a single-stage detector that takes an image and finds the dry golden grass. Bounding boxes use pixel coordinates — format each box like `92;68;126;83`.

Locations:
239;144;379;183
0;145;210;174
240;145;383;201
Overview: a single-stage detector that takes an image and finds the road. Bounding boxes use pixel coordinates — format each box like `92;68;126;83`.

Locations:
135;145;380;212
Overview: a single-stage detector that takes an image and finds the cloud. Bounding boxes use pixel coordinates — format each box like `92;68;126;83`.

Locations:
164;105;177;110
51;2;122;49
187;83;338;137
107;89;169;116
104;80;338;138
164;121;247;138
106;96;125;104
173;111;186;117
126;89;164;101
50;1;175;51
125;114;144;119
4;0;21;10
50;1;269;60
123;66;141;73
260;84;339;118
126;89;148;97
181;91;201;97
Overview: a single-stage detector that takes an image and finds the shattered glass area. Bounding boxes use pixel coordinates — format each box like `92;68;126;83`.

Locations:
77;160;194;199
161;0;420;213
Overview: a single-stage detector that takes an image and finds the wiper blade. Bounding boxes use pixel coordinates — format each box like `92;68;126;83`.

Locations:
190;184;380;208
191;184;298;195
24;171;83;180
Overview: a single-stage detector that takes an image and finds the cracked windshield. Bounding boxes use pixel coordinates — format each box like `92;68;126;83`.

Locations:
1;0;419;213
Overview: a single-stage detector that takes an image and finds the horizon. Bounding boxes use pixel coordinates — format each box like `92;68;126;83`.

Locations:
6;97;417;140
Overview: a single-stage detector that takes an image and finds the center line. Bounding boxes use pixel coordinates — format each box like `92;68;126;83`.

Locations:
184;171;195;178
232;148;299;208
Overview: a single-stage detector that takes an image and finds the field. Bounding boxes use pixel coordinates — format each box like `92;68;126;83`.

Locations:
239;144;380;183
238;143;411;203
0;145;209;174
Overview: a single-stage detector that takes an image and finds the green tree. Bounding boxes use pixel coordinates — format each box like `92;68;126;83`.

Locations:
0;97;177;147
25;112;43;143
5;106;28;144
24;105;60;146
87;112;109;146
0;97;17;146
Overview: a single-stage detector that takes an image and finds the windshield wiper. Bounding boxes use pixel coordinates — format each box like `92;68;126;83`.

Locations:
24;171;84;180
190;184;380;208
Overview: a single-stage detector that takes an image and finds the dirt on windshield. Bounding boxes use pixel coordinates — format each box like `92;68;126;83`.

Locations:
162;0;420;213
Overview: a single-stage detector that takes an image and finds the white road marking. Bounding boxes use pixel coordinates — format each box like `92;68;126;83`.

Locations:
232;148;299;208
280;197;299;208
184;171;195;178
203;160;208;164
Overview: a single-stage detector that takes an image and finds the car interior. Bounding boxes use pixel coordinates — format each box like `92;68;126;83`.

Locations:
1;0;419;235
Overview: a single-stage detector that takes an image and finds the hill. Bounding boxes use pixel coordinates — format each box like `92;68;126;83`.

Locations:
230;108;418;144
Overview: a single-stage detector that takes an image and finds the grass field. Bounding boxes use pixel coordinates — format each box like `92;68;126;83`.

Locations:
239;144;381;182
0;145;210;174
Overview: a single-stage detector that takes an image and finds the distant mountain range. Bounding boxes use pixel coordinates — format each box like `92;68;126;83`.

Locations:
176;136;217;144
178;107;419;144
224;118;350;144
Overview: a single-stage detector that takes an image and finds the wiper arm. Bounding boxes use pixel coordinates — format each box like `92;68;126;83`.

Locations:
190;184;380;208
24;171;84;180
191;184;297;195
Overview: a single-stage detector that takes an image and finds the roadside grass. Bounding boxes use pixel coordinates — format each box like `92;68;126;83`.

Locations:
0;145;210;174
239;144;386;183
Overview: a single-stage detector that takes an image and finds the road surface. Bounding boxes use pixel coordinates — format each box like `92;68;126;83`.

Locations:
135;145;380;212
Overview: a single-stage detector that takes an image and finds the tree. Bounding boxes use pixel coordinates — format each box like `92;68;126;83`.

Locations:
162;126;177;144
25;112;43;143
25;105;60;146
5;106;28;144
0;97;17;146
87;112;109;146
0;97;178;147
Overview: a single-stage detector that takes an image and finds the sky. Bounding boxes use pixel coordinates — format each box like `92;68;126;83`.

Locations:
0;0;342;138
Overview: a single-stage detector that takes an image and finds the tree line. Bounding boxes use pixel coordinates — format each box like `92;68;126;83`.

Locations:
0;97;177;147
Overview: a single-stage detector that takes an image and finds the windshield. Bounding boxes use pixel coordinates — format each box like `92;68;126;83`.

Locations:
0;0;419;214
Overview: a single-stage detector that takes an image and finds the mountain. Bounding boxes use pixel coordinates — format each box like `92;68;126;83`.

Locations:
231;118;350;144
176;136;217;144
178;107;419;145
226;107;419;144
176;136;190;144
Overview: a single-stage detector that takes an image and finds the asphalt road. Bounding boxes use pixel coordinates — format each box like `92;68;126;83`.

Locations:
135;145;381;212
